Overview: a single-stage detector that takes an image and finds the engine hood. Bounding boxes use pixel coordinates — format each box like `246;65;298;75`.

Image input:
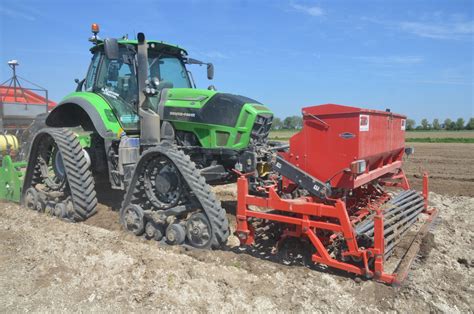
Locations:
163;88;271;127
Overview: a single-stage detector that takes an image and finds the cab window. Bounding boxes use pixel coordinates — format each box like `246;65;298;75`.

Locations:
84;53;100;91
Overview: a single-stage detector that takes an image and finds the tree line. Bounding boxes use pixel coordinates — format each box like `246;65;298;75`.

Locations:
271;116;302;130
271;116;474;131
406;118;474;131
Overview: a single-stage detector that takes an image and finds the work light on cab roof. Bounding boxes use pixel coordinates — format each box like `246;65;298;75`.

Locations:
89;23;101;43
91;23;100;34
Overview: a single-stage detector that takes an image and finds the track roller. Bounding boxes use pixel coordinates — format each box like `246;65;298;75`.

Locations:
145;221;165;241
166;223;186;245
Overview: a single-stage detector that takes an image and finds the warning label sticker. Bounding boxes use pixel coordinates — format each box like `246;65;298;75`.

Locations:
401;119;406;130
360;114;369;132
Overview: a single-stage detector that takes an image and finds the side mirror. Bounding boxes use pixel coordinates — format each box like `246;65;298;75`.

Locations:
104;38;119;60
207;63;214;80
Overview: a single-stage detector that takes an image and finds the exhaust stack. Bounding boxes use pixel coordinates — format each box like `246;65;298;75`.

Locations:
136;32;161;147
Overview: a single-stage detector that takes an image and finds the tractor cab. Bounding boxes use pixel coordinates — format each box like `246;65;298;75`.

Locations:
80;24;213;130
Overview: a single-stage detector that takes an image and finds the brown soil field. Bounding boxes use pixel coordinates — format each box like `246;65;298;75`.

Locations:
1;142;473;312
405;131;474;139
1;192;473;312
404;143;474;197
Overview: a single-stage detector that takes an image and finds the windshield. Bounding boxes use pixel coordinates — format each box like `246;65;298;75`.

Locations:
148;54;191;88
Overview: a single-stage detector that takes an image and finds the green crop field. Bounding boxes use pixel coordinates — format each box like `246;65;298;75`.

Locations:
269;130;474;143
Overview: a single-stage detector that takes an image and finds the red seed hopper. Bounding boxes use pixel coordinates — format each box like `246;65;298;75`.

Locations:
235;104;437;285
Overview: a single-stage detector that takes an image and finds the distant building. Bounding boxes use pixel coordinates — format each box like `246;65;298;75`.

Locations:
0;60;56;133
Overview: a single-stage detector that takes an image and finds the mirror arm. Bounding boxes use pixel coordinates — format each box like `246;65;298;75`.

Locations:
187;70;197;88
74;78;86;92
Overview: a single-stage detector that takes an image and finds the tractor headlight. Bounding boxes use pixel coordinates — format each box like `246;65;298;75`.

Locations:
350;159;366;175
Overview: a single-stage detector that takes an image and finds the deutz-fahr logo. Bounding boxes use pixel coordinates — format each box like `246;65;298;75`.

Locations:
170;111;196;118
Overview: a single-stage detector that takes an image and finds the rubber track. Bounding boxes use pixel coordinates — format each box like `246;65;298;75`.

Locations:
121;145;229;249
22;128;97;221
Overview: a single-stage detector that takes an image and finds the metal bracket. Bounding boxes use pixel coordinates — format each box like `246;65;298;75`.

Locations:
272;156;331;199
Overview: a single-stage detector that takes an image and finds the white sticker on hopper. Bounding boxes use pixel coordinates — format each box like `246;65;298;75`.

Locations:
360;114;369;131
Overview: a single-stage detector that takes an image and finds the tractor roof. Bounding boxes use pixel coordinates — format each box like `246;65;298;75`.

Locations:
91;39;188;56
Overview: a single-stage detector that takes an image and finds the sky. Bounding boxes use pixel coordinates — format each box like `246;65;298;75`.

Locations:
0;0;473;123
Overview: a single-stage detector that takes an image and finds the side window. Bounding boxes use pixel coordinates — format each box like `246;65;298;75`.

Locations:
84;53;100;91
97;58;136;103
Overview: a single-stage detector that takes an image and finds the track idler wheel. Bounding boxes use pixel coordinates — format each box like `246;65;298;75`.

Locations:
122;204;145;236
166;223;186;245
186;212;212;249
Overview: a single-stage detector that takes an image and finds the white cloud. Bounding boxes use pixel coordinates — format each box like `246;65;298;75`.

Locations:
414;79;473;86
192;50;230;60
399;21;474;40
202;51;229;59
362;16;474;40
0;7;36;21
291;3;324;17
355;56;424;66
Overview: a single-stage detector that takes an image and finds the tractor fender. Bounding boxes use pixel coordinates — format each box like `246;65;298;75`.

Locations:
45;96;120;138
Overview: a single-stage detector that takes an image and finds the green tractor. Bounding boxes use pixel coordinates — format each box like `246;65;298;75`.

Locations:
1;24;274;249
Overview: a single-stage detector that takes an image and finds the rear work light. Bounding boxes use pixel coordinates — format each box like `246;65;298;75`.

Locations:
350;159;367;175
